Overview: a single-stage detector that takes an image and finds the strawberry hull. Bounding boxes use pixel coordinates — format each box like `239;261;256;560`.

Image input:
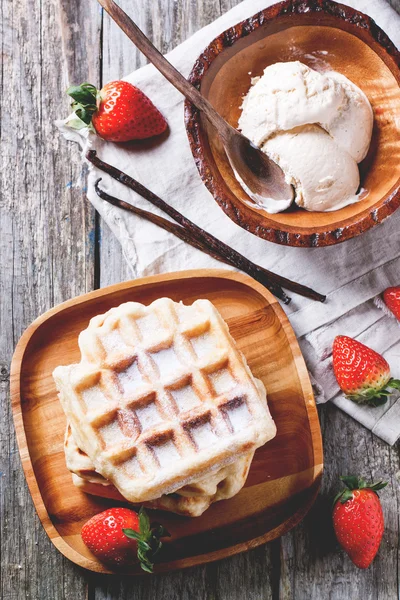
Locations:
332;335;400;406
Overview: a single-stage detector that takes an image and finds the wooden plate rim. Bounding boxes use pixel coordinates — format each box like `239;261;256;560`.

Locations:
184;0;400;248
10;268;323;573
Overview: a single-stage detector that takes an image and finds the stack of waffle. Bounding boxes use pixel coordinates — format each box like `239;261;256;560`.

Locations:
53;298;276;517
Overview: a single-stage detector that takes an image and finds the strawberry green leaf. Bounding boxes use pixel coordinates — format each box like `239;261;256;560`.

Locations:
389;378;400;390
73;106;96;126
137;542;154;573
346;378;400;407
340;475;363;490
139;506;151;536
333;488;350;507
367;396;391;407
66;83;99;131
339;489;354;504
369;481;388;492
334;475;388;507
333;490;343;506
123;508;170;573
67;83;98;105
347;389;389;407
332;488;354;507
123;528;141;541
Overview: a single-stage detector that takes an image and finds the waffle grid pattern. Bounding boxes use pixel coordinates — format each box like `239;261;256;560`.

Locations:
54;299;276;502
64;424;255;517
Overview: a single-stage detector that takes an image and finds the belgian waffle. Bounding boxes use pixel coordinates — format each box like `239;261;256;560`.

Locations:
53;298;276;503
64;424;254;517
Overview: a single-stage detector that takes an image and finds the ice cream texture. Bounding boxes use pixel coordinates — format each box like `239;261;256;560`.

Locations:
238;61;373;213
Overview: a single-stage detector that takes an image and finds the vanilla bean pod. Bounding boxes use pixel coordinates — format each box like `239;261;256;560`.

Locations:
94;180;289;302
87;150;326;304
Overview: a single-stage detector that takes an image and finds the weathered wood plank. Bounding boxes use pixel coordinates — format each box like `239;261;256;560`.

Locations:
0;0;101;598
91;543;278;600
3;0;400;598
279;405;400;600
99;0;147;289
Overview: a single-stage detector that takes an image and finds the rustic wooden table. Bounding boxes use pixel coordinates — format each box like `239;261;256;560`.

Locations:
2;1;400;598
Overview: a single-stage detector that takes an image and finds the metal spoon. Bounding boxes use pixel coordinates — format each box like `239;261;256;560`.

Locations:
97;0;294;205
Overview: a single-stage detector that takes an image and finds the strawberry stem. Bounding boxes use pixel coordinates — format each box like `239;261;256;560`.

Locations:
123;507;170;573
346;378;400;407
341;475;364;490
66;82;99;131
333;476;388;507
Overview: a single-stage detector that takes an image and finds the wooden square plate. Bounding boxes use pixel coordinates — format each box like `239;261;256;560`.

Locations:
10;269;323;574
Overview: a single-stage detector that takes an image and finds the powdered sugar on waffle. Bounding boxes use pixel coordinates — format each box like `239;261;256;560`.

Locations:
64;423;255;517
53;298;276;503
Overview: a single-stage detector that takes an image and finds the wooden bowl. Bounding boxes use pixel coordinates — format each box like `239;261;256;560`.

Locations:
10;270;322;573
185;0;400;247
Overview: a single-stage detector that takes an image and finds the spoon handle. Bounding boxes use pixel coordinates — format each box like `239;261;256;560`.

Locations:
97;0;230;135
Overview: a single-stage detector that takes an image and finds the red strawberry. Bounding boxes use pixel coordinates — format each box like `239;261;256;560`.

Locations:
81;507;168;571
383;286;400;321
333;476;387;569
66;81;167;142
332;335;400;406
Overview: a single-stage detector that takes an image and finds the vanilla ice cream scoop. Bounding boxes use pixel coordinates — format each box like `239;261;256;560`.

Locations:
322;71;373;163
238;61;373;213
264;125;360;212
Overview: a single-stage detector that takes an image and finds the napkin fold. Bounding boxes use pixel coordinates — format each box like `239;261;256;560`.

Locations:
58;0;400;444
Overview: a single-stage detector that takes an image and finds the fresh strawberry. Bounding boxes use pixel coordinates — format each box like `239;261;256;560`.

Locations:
332;335;400;406
66;81;167;142
81;507;168;571
383;286;400;321
333;476;387;569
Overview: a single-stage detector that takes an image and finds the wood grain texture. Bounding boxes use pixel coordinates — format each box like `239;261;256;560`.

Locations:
279;405;400;600
10;270;322;574
100;0;149;289
0;0;100;598
2;0;400;599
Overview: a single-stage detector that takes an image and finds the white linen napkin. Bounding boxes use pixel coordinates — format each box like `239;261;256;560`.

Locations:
58;0;400;444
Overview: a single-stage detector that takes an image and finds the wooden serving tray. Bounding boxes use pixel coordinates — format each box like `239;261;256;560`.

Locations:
10;269;323;574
